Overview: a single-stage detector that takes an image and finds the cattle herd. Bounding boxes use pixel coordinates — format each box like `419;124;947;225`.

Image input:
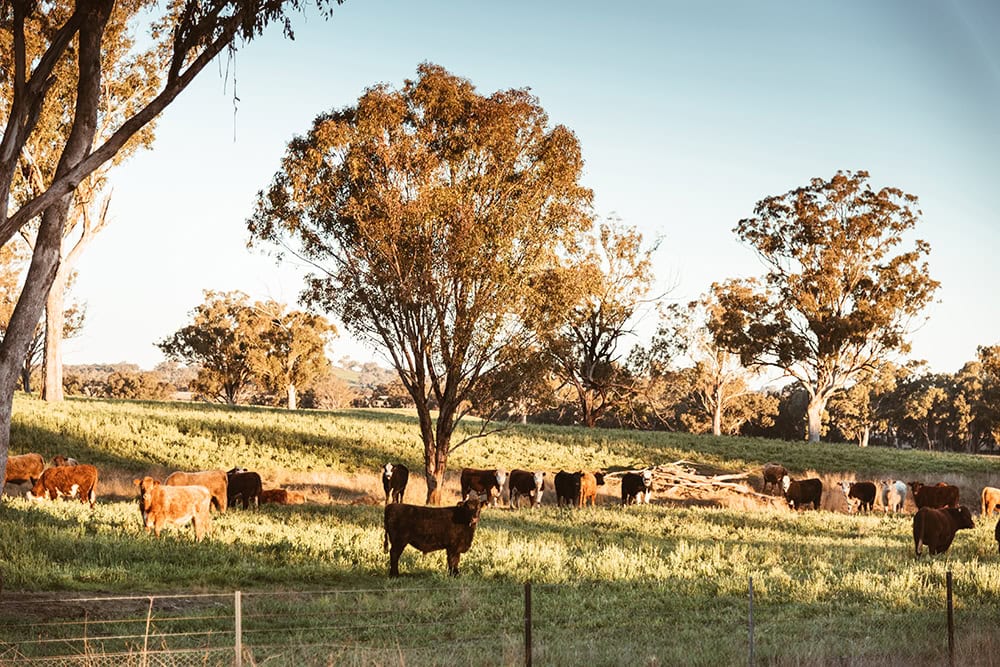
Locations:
7;450;1000;577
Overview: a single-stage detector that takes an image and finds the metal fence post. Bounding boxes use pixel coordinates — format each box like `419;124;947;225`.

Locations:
946;571;954;667
524;581;532;667
235;590;243;667
748;576;755;667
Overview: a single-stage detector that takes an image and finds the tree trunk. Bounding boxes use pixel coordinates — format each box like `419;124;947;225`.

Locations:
286;382;296;410
41;273;66;402
806;395;827;443
858;425;870;448
20;363;32;394
712;384;723;436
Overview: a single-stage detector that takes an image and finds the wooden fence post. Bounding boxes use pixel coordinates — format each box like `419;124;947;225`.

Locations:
142;596;153;667
235;590;243;667
946;571;954;667
524;581;532;667
748;576;755;667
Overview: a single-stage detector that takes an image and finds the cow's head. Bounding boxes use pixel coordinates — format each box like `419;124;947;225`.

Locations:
781;475;792;493
382;463;393;479
133;476;161;514
840;481;852;496
909;481;923;495
952;505;975;530
594;472;606;486
531;471;545;491
641;469;653;488
454;497;482;526
494;468;508;489
227;467;248;477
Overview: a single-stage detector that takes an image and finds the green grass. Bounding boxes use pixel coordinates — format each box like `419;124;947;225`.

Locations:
4;393;1000;665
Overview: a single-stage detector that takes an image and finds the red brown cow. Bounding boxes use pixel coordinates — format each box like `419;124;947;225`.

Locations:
909;482;959;509
165;470;228;512
27;464;99;508
383;498;482;576
260;488;305;505
4;452;44;487
578;471;605;508
782;476;823;510
981;486;1000;517
381;463;409;504
226;468;262;509
913;506;974;556
762;463;787;495
460;468;507;507
133;477;212;541
50;455;79;467
508;469;545;509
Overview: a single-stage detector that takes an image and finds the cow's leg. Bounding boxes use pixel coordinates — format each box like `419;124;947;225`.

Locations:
389;544;404;577
446;549;460;576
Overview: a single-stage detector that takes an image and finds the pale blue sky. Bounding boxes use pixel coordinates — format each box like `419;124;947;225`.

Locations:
67;0;1000;374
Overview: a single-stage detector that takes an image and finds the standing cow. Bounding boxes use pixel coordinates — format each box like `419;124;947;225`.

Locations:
381;463;409;504
578;471;605;508
134;477;213;541
226;468;263;509
383;498;482;576
880;480;908;514
782;476;823;510
4;452;45;487
913;506;974;556
909;482;959;509
460;468;507;507
762;463;787;495
622;470;653;505
840;481;877;514
27;464;99;508
554;470;581;507
508;469;545;509
982;486;1000;517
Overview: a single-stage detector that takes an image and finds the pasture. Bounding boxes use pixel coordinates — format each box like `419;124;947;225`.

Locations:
3;394;1000;664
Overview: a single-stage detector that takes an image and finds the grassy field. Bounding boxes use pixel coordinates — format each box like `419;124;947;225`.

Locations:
3;393;1000;665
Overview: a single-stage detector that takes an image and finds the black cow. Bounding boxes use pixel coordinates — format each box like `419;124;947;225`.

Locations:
226;468;263;509
554;470;581;507
383;498;483;576
782;476;822;510
913;506;974;556
381;463;409;504
460;467;507;507
621;470;653;505
995;517;1000;556
909;482;960;509
839;481;877;513
508;469;545;509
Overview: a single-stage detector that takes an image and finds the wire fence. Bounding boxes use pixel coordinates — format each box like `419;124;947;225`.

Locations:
0;574;990;666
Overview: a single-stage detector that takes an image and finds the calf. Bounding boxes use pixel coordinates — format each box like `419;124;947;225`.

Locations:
761;463;787;495
460;467;507;507
27;464;99;508
621;470;653;505
508;469;545;509
50;455;79;467
554;470;581;507
381;463;409;504
226;468;263;509
133;477;212;541
4;452;44;487
909;482;959;509
840;481;877;514
913;506;974;556
165;470;228;512
578;471;605;508
383;498;482;576
880;480;908;514
982;486;1000;517
260;488;305;505
782;476;822;510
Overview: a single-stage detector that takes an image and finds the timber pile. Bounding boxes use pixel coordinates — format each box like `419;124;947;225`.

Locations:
605;460;788;510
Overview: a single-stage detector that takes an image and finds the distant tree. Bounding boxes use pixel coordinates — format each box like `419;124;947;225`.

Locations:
300;369;357;409
538;221;659;427
249;64;592;503
153;361;199;392
103;369;173;400
826;363;909;447
157;291;257;405
0;0;341;494
247;300;335;410
893;373;952;450
711;171;939;443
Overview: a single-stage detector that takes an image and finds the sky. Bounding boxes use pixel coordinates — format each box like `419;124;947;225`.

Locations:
63;0;1000;374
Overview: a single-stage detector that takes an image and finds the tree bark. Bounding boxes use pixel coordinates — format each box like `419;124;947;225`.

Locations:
286;382;296;410
41;273;66;402
806;394;827;443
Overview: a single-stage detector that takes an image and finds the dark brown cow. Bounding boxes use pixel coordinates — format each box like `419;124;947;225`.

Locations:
762;463;787;495
259;488;305;505
382;498;482;576
226;468;262;509
460;467;507;507
381;463;409;504
133;477;212;541
50;455;79;467
4;452;45;486
995;517;1000;556
621;470;653;505
165;470;228;512
508;469;545;509
839;481;877;513
782;476;822;510
554;470;581;507
909;481;959;509
27;464;99;508
913;506;974;556
578;471;605;508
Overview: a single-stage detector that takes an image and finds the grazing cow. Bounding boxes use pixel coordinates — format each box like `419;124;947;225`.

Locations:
908;481;960;509
880;480;908;514
621;470;654;506
995;518;1000;555
27;464;99;508
460;467;507;507
383;498;482;576
508;469;546;509
381;463;409;504
50;455;79;467
259;488;305;505
913;506;974;556
133;477;212;541
165;470;228;512
226;468;263;509
554;470;581;507
981;487;1000;517
762;463;787;495
578;471;605;508
3;452;45;487
840;481;877;514
782;476;823;510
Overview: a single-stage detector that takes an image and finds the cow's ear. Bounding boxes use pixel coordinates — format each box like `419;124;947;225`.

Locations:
133;479;141;486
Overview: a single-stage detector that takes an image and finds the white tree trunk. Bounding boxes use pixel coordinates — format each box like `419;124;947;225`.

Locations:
858;425;870;448
806;395;827;443
287;382;297;410
41;274;66;402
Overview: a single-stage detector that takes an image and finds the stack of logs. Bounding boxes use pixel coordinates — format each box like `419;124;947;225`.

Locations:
605;460;788;510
